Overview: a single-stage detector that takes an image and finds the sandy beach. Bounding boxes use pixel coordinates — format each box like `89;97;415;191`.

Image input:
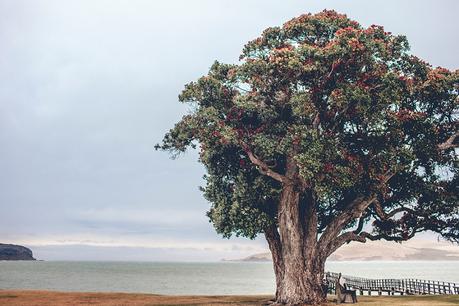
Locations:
1;290;459;306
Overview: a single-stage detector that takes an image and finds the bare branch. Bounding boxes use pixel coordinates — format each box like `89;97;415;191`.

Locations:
359;229;418;241
233;84;250;93
318;194;377;256
327;216;366;257
438;131;459;150
241;143;288;184
326;60;342;81
312;113;320;129
353;216;365;234
373;201;416;221
319;171;395;256
327;232;365;257
329;225;421;257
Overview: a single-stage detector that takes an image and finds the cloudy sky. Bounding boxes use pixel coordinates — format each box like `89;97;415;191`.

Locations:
1;0;458;261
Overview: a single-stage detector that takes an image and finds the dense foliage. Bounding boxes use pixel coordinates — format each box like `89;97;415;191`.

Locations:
158;10;458;244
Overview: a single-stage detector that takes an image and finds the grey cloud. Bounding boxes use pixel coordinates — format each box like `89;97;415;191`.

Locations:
0;0;457;260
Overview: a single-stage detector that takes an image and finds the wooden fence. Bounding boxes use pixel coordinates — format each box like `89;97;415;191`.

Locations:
326;272;459;296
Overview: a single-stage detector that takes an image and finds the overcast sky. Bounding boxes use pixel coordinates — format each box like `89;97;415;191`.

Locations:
0;0;458;261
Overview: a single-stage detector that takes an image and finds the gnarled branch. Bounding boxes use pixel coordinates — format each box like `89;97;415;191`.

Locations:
353;216;365;234
327;232;364;257
373;201;417;221
319;171;395;256
358;229;419;241
318;194;377;257
329;225;422;257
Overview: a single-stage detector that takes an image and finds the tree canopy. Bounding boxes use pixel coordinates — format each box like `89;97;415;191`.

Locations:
157;10;459;246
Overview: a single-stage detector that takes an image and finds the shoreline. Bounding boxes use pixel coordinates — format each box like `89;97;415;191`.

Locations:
1;290;458;306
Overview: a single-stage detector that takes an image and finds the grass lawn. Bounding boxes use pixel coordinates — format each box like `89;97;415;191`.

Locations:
0;290;458;305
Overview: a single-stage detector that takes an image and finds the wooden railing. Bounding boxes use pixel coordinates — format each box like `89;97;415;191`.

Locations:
326;272;459;296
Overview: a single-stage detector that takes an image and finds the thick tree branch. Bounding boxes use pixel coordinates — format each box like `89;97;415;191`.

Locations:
265;224;283;263
329;225;422;257
264;224;284;299
353;216;365;234
318;171;395;256
318;194;377;256
326;217;367;257
327;232;365;257
241;143;288;184
329;202;420;256
438;131;459;150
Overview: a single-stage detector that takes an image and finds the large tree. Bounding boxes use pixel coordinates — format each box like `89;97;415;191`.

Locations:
157;10;458;305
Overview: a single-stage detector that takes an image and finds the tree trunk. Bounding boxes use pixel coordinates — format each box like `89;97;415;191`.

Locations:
266;181;327;305
264;224;284;300
276;259;326;305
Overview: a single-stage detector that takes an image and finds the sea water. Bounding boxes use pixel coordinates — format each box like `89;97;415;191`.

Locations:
0;261;458;295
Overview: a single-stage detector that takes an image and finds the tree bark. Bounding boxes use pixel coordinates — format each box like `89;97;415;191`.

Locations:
267;181;327;305
264;224;284;300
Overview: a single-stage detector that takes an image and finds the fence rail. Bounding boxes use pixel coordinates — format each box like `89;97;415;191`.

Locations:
326;272;459;296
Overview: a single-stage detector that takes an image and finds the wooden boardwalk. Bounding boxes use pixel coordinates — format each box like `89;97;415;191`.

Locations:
326;272;459;296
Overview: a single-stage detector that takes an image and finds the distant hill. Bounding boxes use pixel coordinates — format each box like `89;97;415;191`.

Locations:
0;244;36;260
223;240;459;262
222;252;272;262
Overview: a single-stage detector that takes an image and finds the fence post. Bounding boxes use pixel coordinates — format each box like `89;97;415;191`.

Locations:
408;278;413;293
324;271;459;297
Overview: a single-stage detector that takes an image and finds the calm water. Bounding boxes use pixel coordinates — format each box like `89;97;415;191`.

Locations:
1;261;458;295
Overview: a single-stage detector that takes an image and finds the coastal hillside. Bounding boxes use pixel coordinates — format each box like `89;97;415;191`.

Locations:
0;244;36;260
224;240;459;262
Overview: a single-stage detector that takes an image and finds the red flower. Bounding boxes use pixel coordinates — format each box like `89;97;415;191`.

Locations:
324;163;334;173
